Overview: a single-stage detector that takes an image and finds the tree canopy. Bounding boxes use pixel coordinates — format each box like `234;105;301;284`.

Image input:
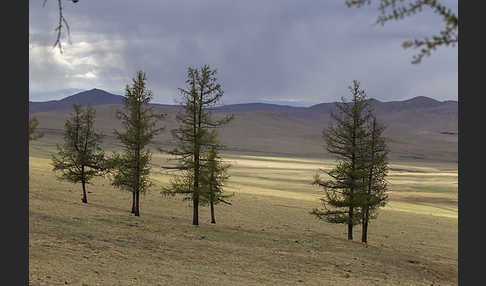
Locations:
110;70;165;216
163;65;233;225
311;80;373;240
51;104;106;203
29;116;44;141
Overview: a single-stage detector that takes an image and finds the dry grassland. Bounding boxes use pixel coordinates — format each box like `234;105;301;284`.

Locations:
29;142;457;285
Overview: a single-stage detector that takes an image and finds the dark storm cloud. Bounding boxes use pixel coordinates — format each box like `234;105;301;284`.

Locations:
29;0;457;105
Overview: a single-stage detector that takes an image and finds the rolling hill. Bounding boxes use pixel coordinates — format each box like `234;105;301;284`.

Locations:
29;89;458;162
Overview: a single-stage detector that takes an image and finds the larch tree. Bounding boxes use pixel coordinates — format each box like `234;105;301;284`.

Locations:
345;0;457;64
311;80;372;240
29;116;44;141
199;132;233;224
110;70;165;217
359;116;389;243
42;0;80;54
51;104;106;203
163;65;233;226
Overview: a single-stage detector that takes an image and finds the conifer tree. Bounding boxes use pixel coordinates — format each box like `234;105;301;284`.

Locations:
164;65;233;225
51;104;105;203
359;116;389;243
111;70;164;216
311;80;372;240
162;135;233;225
29;116;44;141
199;132;233;224
345;0;457;64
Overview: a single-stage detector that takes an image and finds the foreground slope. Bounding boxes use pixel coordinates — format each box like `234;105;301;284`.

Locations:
29;143;457;285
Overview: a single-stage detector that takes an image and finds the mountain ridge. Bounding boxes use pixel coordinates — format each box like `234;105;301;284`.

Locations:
29;88;457;114
29;89;457;162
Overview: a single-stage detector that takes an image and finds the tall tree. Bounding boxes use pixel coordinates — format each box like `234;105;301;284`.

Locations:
311;80;372;240
29;116;44;141
51;104;106;203
199;132;233;224
164;65;233;226
359;116;389;243
111;70;165;216
345;0;457;64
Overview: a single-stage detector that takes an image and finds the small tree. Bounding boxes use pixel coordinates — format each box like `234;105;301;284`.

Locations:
164;65;233;225
29;116;44;141
51;104;105;203
110;70;164;217
359;116;389;243
199;133;233;224
311;80;372;240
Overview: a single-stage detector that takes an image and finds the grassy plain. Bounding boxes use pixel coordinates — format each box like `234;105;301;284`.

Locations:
29;137;457;285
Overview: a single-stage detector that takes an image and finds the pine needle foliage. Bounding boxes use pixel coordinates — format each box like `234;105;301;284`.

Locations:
199;132;233;224
311;80;373;240
110;70;165;217
359;116;389;243
346;0;457;64
51;104;106;203
29;116;44;141
163;65;233;226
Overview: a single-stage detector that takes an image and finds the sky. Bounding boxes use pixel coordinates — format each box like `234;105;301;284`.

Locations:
29;0;458;106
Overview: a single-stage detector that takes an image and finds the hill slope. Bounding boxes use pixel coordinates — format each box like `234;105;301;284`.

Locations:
29;89;124;113
29;89;458;162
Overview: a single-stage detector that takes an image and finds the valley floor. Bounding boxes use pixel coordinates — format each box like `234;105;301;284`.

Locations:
29;146;458;285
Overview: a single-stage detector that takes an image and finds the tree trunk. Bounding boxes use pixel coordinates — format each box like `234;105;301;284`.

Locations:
348;221;353;240
210;200;216;224
348;206;353;240
362;220;368;244
192;133;199;226
131;192;136;213
193;193;199;225
192;86;203;226
134;191;140;217
362;118;376;244
192;155;199;225
81;179;88;203
362;208;369;243
348;102;358;241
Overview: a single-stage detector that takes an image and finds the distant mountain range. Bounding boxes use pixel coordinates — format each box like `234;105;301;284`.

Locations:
29;88;457;115
29;89;177;113
29;88;458;162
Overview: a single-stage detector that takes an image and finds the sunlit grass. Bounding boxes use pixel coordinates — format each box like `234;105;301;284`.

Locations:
29;142;458;285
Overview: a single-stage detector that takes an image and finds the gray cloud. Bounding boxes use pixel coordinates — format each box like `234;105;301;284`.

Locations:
29;0;457;105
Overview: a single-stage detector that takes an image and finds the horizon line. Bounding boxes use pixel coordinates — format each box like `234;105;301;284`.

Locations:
29;88;458;107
